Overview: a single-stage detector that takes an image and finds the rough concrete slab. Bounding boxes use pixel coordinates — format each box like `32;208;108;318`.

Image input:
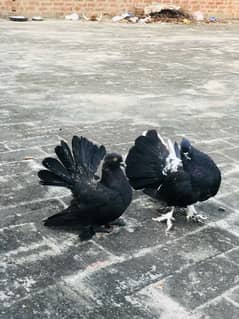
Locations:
157;255;239;310
197;297;239;319
1;20;239;318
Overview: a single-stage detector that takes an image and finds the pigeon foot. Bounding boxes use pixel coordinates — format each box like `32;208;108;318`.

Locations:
95;225;113;233
186;205;207;223
109;218;126;227
79;226;95;241
152;208;175;232
79;225;113;241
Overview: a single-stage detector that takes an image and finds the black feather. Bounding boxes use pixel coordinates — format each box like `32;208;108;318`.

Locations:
38;135;132;238
126;130;168;189
181;138;191;153
71;136;106;177
44;207;78;226
55;140;74;172
126;130;221;209
38;170;70;187
42;157;72;184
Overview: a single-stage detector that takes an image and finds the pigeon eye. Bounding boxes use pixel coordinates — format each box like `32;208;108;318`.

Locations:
113;157;118;162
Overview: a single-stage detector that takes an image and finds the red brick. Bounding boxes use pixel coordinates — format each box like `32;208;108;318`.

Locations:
0;0;238;18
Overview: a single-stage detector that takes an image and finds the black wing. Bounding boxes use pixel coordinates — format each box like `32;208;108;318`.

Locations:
126;130;182;189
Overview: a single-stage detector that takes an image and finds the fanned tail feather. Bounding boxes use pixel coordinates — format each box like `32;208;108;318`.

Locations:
55;140;74;172
38;136;106;189
38;170;70;187
72;136;106;177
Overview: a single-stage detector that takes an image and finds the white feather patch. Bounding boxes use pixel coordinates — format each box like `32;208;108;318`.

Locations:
162;139;182;175
157;132;168;147
95;156;105;180
184;152;191;160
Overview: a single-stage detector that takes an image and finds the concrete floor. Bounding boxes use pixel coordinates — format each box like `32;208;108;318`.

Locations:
1;20;239;318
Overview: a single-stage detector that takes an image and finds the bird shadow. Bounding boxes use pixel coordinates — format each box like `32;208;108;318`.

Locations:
43;223;87;236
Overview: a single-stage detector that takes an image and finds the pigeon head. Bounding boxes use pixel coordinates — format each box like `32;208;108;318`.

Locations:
103;153;124;169
181;138;191;153
180;138;192;160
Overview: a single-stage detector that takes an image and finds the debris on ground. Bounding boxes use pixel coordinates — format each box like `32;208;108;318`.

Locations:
81;12;103;21
192;11;204;21
182;18;191;25
128;16;139;23
209;16;217;23
143;3;192;23
23;157;34;160
112;12;135;22
112;4;192;24
9;16;28;22
32;16;44;21
138;16;152;24
65;13;80;21
112;15;125;22
111;3;223;24
6;2;222;25
144;3;180;16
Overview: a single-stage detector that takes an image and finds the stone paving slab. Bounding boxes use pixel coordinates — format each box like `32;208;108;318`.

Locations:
197;297;239;319
1;20;239;318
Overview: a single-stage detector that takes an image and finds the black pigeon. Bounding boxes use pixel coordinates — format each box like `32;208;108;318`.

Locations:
38;136;132;240
125;130;221;231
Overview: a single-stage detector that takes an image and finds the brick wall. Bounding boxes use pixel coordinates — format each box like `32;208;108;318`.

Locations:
1;0;239;19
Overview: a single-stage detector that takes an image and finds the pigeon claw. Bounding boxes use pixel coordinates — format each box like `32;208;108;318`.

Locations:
186;205;208;224
96;225;113;233
79;226;95;241
109;218;126;227
191;214;207;224
152;208;175;233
